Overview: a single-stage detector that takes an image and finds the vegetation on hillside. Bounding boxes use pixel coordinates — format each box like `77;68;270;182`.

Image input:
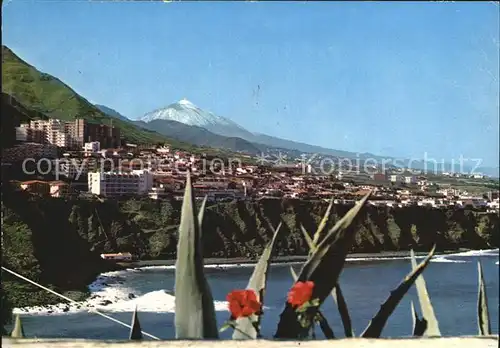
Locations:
1;184;120;312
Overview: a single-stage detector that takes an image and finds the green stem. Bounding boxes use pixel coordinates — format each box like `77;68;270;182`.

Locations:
230;322;254;340
249;317;262;338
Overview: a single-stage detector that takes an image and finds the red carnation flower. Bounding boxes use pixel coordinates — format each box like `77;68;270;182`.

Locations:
287;281;314;308
226;289;262;319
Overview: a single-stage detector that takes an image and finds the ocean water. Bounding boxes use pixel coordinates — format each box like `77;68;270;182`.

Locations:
10;249;499;340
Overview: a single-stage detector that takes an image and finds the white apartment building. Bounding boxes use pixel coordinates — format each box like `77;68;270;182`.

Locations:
389;174;417;184
389;175;403;183
53;158;96;180
33;119;66;145
83;141;101;153
15;124;30;141
47;129;68;148
88;170;153;197
17;119;85;149
404;175;417;184
437;188;460;197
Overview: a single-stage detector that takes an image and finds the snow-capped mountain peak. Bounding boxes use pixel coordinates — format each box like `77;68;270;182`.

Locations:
178;98;194;106
140;99;255;140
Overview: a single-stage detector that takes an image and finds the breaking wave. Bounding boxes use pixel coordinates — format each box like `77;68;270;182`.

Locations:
13;271;228;316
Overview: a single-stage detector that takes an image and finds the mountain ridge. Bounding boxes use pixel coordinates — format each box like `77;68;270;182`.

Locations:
138;99;393;159
94;104;130;122
132;118;264;154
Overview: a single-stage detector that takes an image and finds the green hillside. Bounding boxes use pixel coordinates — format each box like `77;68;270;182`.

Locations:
1;45;191;148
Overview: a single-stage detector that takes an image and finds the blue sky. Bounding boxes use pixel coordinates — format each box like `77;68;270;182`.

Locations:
3;1;499;167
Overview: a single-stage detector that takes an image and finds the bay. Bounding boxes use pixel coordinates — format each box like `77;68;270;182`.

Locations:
10;250;499;340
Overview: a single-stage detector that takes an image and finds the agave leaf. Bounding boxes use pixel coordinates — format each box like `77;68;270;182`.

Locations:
232;223;283;339
300;224;315;252
275;192;370;339
11;314;25;338
361;245;436;338
316;312;335;339
290;267;335;339
300;225;353;337
312;197;334;246
129;306;143;340
289;265;298;281
175;171;218;339
334;283;354;337
298;193;370;283
410;249;440;336
477;261;491;335
198;195;208;228
411;300;427;337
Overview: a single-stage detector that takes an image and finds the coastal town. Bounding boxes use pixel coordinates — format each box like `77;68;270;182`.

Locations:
3;118;499;212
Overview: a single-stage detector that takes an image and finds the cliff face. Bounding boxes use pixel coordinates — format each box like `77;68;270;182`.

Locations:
1;187;119;309
2;187;499;309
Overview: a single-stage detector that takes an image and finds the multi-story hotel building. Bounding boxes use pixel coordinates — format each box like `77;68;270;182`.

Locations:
86;123;121;149
15;124;45;143
87;170;153;197
15;118;120;149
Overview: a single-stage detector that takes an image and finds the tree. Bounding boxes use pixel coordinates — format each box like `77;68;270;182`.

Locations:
1;283;13;335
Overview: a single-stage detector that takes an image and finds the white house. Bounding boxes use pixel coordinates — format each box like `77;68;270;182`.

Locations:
88;169;153;197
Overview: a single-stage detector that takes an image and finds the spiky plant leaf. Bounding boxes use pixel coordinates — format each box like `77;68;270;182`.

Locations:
232;223;283;339
477;261;491;335
290;267;335;339
275;192;371;339
300;224;353;337
198;195;208;228
300;224;315;252
361;245;436;338
311;197;334;247
410;249;440;336
11;314;24;338
174;171;218;339
411;300;427;336
129;306;143;340
333;283;354;337
316;311;335;339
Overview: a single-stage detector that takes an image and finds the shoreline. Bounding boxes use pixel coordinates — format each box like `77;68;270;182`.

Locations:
118;249;473;268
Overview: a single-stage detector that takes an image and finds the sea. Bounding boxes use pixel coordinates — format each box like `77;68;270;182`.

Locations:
9;249;499;340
